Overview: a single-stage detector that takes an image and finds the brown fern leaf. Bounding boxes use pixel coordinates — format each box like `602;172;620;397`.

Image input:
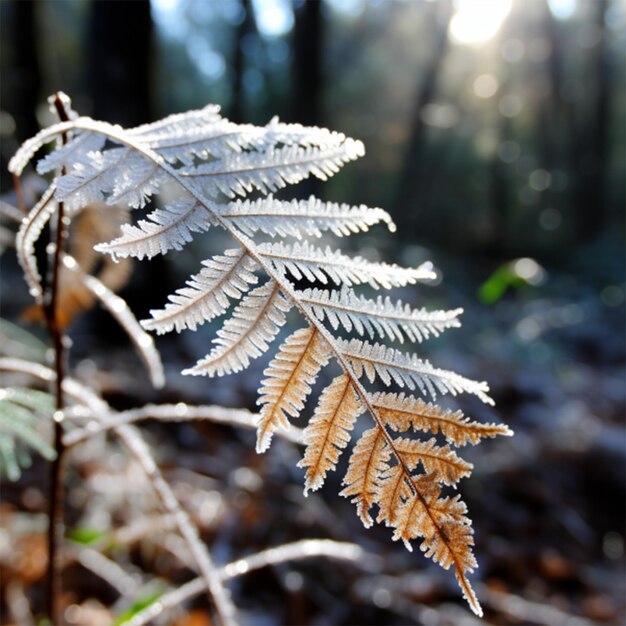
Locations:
390;473;482;616
298;374;364;494
21;202;132;328
375;463;411;527
393;437;473;486
371;391;511;446
339;426;391;527
256;327;330;452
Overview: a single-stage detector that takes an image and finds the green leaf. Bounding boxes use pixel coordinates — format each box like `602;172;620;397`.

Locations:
115;591;163;626
69;526;107;545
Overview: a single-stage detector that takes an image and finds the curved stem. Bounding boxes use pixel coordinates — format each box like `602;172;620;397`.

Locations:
115;424;238;626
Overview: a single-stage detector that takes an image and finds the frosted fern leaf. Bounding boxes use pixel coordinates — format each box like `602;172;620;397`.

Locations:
218;195;394;239
258;241;435;289
95;197;215;260
185;281;292;377
143;249;258;334
337;338;494;403
10;97;512;617
300;285;462;343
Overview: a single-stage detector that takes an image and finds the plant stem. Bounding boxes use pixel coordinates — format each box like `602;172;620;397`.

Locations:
12;173;26;213
43;93;70;625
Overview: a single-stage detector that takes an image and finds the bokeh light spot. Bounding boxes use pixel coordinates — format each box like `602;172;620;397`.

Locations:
539;208;562;230
473;74;499;98
450;0;513;45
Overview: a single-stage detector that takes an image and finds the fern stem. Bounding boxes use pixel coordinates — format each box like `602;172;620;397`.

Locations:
43;93;70;626
11;173;26;213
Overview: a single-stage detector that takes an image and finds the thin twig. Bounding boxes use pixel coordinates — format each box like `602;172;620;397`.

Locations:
125;540;371;626
62;253;165;389
0;357;108;412
42;92;70;625
74;548;141;597
115;424;238;626
63;403;304;448
11;173;26;214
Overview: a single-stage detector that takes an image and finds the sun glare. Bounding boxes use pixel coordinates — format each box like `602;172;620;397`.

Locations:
450;0;513;45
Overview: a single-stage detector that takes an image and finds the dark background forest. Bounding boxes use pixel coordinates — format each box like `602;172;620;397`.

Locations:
0;1;624;625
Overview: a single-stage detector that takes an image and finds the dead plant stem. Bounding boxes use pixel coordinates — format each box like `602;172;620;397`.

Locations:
43;93;70;625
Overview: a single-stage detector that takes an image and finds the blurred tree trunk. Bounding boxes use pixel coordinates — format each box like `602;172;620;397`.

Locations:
3;0;42;143
393;0;453;236
86;0;167;322
534;0;570;253
574;0;610;242
293;0;322;127
87;0;153;126
488;114;512;257
231;0;255;123
292;0;323;197
539;1;566;172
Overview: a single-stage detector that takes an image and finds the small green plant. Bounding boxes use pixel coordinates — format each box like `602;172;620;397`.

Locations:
2;92;511;623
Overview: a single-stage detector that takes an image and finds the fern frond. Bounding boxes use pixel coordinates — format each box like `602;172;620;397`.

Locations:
301;286;462;344
337;338;493;404
9;101;512;616
389;473;482;616
259;241;435;289
219;195;394;239
0;387;55;414
142;249;258;334
37;129;106;174
0;392;56;481
56;148;167;210
128;103;222;135
339;427;391;527
9;119;78;175
375;463;412;527
297;374;364;494
128;108;348;164
95;197;215;260
371;392;512;446
182;141;364;199
256;327;330;452
262;116;351;149
392;437;472;486
184;281;291;377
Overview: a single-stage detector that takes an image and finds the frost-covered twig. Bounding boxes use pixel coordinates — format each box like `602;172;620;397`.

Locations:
62;253;165;389
74;547;140;597
63;403;304;448
125;539;371;626
115;424;238;626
